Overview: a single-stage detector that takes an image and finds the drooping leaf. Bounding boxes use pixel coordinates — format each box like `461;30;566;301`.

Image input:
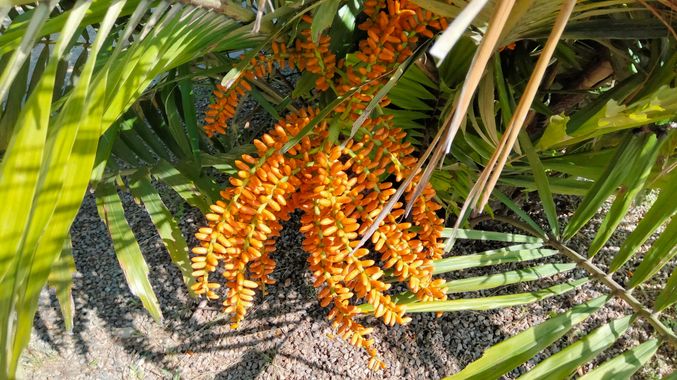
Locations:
96;180;163;322
128;173;195;292
518;315;633;379
47;235;76;333
578;339;660;380
627;216;677;288
611;169;677;272
444;295;612;380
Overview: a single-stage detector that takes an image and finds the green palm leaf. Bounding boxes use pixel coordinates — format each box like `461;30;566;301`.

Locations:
400;277;589;313
444;295;612;380
432;245;557;274
611;168;677;272
96;179;163;322
0;1;259;376
578;339;661;380
128;173;195;292
0;3;92;375
46;235;76;333
518;315;633;379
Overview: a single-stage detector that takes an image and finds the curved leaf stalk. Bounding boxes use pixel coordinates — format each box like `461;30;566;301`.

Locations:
548;239;677;347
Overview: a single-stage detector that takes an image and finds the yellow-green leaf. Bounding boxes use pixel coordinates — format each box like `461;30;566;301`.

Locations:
47;236;77;332
444;295;612;380
96;180;163;322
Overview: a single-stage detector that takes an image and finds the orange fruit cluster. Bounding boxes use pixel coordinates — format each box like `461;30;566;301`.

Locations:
335;0;447;122
203;15;338;137
203;52;280;136
192;0;448;369
294;15;338;91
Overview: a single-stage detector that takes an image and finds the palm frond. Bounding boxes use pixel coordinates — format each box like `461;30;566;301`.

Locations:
96;178;163;322
46;235;76;333
445;295;613;379
0;1;260;375
411;164;677;377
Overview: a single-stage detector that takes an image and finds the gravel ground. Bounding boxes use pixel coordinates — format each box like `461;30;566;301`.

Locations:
18;186;676;379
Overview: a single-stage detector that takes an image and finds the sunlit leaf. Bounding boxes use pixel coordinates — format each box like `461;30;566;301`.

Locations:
47;235;76;332
628;216;677;288
386;263;576;306
442;228;542;243
128;173;195;292
611;169;677;272
432;245;556;274
444;295;611;380
96;180;163;322
0;3;93;375
537;86;677;150
519;315;633;379
397;278;589;313
578;339;660;380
